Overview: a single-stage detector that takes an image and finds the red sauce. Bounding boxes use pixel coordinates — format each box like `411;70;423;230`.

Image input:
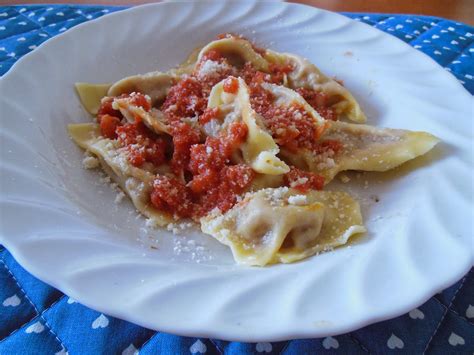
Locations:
99;114;120;139
296;88;337;121
168;122;201;176
199;107;220;125
249;84;326;153
162;77;207;120
150;122;253;219
116;122;167;167
127;92;151;111
223;77;239;94
284;167;325;192
97;97;122;119
200;49;224;63
150;175;194;218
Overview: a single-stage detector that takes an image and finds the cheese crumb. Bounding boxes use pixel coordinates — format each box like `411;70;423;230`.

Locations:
114;191;125;204
82;155;99;169
339;174;351;183
288;195;307;205
145;218;158;228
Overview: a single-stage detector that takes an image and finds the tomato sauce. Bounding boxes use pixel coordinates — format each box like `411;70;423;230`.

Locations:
116;122;167;167
150;122;253;219
284;167;325;192
296;87;337;121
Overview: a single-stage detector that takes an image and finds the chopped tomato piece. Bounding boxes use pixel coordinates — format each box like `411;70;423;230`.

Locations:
284;167;325;192
150;176;194;218
97;97;122;119
128;92;151;111
99;114;120;139
116;122;167;167
199;107;219;125
223;77;239;94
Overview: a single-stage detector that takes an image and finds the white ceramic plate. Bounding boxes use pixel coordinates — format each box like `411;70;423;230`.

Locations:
0;1;472;342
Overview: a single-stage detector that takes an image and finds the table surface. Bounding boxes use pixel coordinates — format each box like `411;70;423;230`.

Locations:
2;0;473;25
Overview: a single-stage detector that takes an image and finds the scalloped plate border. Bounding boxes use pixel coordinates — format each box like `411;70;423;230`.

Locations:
0;1;472;341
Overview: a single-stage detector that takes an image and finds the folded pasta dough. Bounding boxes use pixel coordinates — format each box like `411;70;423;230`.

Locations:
260;82;326;127
197;37;269;71
112;94;170;135
280;121;440;183
67;123;173;226
207;77;289;175
75;83;111;115
75;71;176;123
107;71;176;106
201;187;365;266
184;36;366;123
265;51;366;123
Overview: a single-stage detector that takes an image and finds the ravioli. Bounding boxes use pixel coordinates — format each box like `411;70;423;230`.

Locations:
75;83;111;115
280;121;440;183
69;34;440;266
207;77;289;175
265;51;367;122
67;123;174;226
201;187;365;266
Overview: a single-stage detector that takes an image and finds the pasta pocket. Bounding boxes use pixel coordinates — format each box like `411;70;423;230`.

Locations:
201;187;365;266
68;123;173;226
280;121;440;183
207;77;289;175
265;51;367;122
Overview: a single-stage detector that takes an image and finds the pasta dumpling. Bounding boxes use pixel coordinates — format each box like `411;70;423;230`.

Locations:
201;187;365;266
207;77;289;175
280;121;440;183
67;123;174;226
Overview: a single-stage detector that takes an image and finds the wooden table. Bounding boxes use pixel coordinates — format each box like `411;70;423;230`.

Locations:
2;0;473;25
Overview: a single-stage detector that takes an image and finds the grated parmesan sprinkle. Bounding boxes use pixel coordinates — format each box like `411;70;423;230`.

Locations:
114;191;126;204
197;60;232;79
288;195;307;205
82;155;99;169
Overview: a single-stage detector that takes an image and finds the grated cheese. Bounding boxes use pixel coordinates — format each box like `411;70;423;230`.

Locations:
197;60;231;79
288;195;307;205
82;155;99;169
114;191;126;204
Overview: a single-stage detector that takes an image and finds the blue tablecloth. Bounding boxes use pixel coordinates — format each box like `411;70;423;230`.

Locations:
0;5;473;354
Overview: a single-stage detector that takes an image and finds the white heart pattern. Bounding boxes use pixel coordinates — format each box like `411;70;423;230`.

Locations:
322;336;339;349
92;314;109;329
190;340;207;354
3;294;21;307
122;343;138;355
256;342;272;353
67;297;76;304
448;332;465;346
55;348;68;355
395;24;403;30
387;333;404;349
466;304;474;318
432;35;440;39
409;308;425;319
25;321;45;334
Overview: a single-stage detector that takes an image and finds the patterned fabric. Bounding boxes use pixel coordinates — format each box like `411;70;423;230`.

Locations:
0;5;473;354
